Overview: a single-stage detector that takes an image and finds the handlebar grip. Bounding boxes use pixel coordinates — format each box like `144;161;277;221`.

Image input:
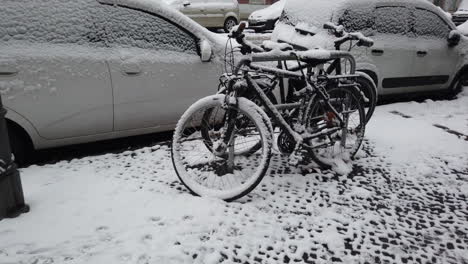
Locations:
357;39;374;48
238;22;246;33
229;21;247;38
323;22;334;30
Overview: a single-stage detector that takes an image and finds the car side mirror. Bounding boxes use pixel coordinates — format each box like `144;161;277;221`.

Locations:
200;39;212;62
183;0;190;7
448;30;461;47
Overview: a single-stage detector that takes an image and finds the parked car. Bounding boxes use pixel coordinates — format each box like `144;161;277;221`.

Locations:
273;0;467;99
164;0;240;32
452;0;468;25
239;0;281;20
248;0;285;32
0;0;226;163
458;20;468;35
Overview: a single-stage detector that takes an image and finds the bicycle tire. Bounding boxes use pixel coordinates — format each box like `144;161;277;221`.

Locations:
355;74;377;124
200;91;277;156
172;94;273;201
303;87;366;169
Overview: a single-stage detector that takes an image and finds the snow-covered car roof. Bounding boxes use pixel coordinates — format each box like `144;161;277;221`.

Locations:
280;0;454;29
97;0;222;44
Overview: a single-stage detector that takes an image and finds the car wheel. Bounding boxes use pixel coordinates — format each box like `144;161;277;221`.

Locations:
224;17;237;33
449;70;468;98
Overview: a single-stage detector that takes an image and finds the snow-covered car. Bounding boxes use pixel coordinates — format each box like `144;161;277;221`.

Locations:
273;0;467;99
248;0;285;32
0;0;226;163
239;0;280;20
458;20;468;36
452;0;468;25
164;0;240;32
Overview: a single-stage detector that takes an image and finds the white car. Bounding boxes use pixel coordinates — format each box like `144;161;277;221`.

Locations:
273;0;467;99
452;0;468;25
0;0;226;163
164;0;240;32
248;0;285;32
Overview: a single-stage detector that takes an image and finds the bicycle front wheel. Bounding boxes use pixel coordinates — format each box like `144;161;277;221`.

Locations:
172;95;273;201
304;87;365;168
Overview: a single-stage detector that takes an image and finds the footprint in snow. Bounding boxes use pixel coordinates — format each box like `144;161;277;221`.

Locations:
141;234;153;245
137;254;150;264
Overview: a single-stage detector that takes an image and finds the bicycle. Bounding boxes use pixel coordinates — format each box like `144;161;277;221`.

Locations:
171;22;371;201
282;22;378;123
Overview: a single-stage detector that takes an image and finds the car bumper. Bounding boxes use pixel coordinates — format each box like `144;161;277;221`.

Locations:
248;19;277;31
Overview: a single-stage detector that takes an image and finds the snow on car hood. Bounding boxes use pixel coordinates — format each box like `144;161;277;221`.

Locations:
458;21;468;35
455;0;468;15
97;0;225;47
249;0;285;21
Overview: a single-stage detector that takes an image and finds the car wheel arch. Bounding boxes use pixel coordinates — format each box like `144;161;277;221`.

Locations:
357;70;378;90
224;16;238;24
4;108;41;150
5;118;34;165
448;65;468;96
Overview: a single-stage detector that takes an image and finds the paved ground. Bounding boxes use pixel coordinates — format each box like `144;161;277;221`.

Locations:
1;92;467;264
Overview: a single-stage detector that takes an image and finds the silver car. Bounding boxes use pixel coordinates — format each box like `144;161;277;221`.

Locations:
273;0;467;99
165;0;240;32
0;0;226;163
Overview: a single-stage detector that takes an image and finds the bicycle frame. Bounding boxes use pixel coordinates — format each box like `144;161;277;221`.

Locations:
224;51;357;147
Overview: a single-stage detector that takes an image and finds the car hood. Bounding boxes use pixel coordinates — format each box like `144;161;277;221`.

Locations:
454;10;468;16
249;0;285;21
272;22;334;50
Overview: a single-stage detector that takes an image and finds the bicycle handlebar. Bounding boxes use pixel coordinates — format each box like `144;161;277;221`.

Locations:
229;22;265;54
323;22;374;48
323;22;344;37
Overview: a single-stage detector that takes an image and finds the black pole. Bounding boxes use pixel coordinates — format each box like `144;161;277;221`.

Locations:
0;94;29;220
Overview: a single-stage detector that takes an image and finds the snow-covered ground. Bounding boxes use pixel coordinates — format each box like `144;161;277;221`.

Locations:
1;90;467;264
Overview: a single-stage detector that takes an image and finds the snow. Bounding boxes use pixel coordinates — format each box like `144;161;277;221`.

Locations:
249;0;285;21
1;89;467;263
454;0;468;13
458;21;468;35
0;0;227;56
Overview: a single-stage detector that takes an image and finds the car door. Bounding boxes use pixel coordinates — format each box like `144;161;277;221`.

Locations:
370;5;416;95
409;7;460;91
180;0;209;26
0;0;113;140
99;5;219;132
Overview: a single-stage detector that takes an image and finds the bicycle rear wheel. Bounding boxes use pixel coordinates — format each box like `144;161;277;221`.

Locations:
172;95;273;201
355;74;377;124
304;87;365;168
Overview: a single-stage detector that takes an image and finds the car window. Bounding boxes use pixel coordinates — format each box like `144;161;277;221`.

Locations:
339;8;374;34
0;0;101;46
412;8;451;39
99;5;198;54
374;6;410;35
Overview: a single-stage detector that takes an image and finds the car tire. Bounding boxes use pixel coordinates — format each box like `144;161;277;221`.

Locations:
224;17;237;33
448;70;468;98
7;124;31;166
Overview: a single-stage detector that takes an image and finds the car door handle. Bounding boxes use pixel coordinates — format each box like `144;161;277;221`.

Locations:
121;63;141;76
417;51;427;57
0;66;18;77
371;49;384;56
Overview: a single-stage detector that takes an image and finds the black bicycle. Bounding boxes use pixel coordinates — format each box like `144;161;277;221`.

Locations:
172;23;370;201
280;22;377;124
